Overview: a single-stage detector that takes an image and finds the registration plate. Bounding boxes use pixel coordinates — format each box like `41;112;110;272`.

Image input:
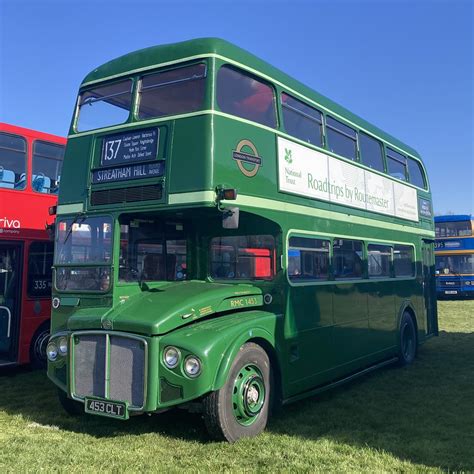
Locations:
445;290;458;295
84;397;128;420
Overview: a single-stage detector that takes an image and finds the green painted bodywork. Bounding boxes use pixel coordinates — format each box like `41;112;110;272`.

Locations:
48;38;438;415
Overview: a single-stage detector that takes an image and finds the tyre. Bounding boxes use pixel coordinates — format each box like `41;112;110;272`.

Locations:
398;311;417;366
29;323;50;370
58;389;84;416
202;342;271;442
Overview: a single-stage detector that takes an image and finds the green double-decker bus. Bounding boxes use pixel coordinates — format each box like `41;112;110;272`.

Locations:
47;38;437;441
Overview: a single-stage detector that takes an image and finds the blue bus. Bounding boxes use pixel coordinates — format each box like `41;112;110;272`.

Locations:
435;215;474;298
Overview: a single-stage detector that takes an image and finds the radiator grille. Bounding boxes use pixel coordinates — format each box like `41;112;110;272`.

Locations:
72;332;146;408
90;184;163;206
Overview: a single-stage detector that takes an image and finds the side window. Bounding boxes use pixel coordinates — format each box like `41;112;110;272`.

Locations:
386;147;407;181
0;132;27;190
281;93;323;146
216;65;277;128
359;132;384;172
393;245;414;277
210;235;275;280
32;141;65;194
368;244;392;277
326;116;357;160
333;239;364;279
138;63;207;120
288;237;330;282
407;157;426;189
27;242;53;297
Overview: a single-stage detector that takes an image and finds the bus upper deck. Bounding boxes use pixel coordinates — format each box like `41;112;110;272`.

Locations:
0;122;66;368
59;38;433;235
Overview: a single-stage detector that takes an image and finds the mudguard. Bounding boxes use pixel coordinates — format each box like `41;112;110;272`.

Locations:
158;309;281;405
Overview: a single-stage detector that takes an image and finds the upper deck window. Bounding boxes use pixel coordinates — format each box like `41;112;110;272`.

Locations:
76;80;132;132
386;147;407;181
216;66;277;128
0;132;27;190
407;157;426;189
138;63;207;120
359;132;384;172
326;116;357;160
435;221;472;237
32;141;65;194
281;93;323;146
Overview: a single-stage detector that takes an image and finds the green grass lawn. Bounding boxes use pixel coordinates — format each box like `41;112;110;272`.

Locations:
1;300;473;472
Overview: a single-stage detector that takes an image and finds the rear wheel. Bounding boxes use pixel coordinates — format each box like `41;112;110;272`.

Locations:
29;323;50;370
58;389;84;416
203;343;271;442
398;311;417;366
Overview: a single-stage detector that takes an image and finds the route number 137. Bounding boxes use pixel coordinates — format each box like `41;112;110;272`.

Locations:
104;139;122;161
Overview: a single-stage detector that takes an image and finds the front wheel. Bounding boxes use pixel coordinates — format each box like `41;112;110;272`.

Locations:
202;343;271;442
58;389;84;416
398;311;417;366
29;323;50;370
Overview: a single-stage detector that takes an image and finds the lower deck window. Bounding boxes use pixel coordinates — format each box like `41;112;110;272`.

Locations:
368;244;392;277
288;236;330;281
334;239;364;279
394;245;414;277
210;235;275;280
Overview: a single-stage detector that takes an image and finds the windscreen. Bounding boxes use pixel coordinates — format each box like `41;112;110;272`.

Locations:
436;255;474;275
55;216;113;264
138;63;207;119
76;80;133;132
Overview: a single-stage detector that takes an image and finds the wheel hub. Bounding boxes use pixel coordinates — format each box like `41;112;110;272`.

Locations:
232;364;266;426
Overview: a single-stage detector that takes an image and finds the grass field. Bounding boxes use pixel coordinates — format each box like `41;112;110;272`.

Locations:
0;300;473;472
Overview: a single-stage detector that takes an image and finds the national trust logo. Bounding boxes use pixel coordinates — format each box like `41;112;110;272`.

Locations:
232;139;262;178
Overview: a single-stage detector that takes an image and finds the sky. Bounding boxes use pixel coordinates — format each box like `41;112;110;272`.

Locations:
0;0;472;215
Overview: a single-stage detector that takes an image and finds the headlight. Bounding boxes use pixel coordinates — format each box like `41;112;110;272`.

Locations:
58;337;68;356
466;281;471;286
46;342;58;361
163;346;180;369
184;356;201;377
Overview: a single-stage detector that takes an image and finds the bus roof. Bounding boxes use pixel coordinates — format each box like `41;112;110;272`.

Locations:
0;122;66;144
435;215;473;223
81;37;422;160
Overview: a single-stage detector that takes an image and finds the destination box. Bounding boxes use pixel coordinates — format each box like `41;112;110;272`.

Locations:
91;161;165;184
101;127;159;167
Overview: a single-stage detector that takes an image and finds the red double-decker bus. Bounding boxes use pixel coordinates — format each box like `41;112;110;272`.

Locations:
0;123;65;368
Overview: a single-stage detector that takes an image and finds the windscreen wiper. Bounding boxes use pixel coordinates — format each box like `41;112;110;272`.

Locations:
62;213;86;246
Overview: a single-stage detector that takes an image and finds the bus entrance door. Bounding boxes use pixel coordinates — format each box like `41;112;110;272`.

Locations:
422;239;438;337
0;243;21;363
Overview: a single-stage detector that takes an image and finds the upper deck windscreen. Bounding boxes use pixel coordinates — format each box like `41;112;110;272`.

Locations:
75;63;207;133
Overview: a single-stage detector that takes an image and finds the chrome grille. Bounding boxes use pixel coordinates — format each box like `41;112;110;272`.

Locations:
72;332;146;409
